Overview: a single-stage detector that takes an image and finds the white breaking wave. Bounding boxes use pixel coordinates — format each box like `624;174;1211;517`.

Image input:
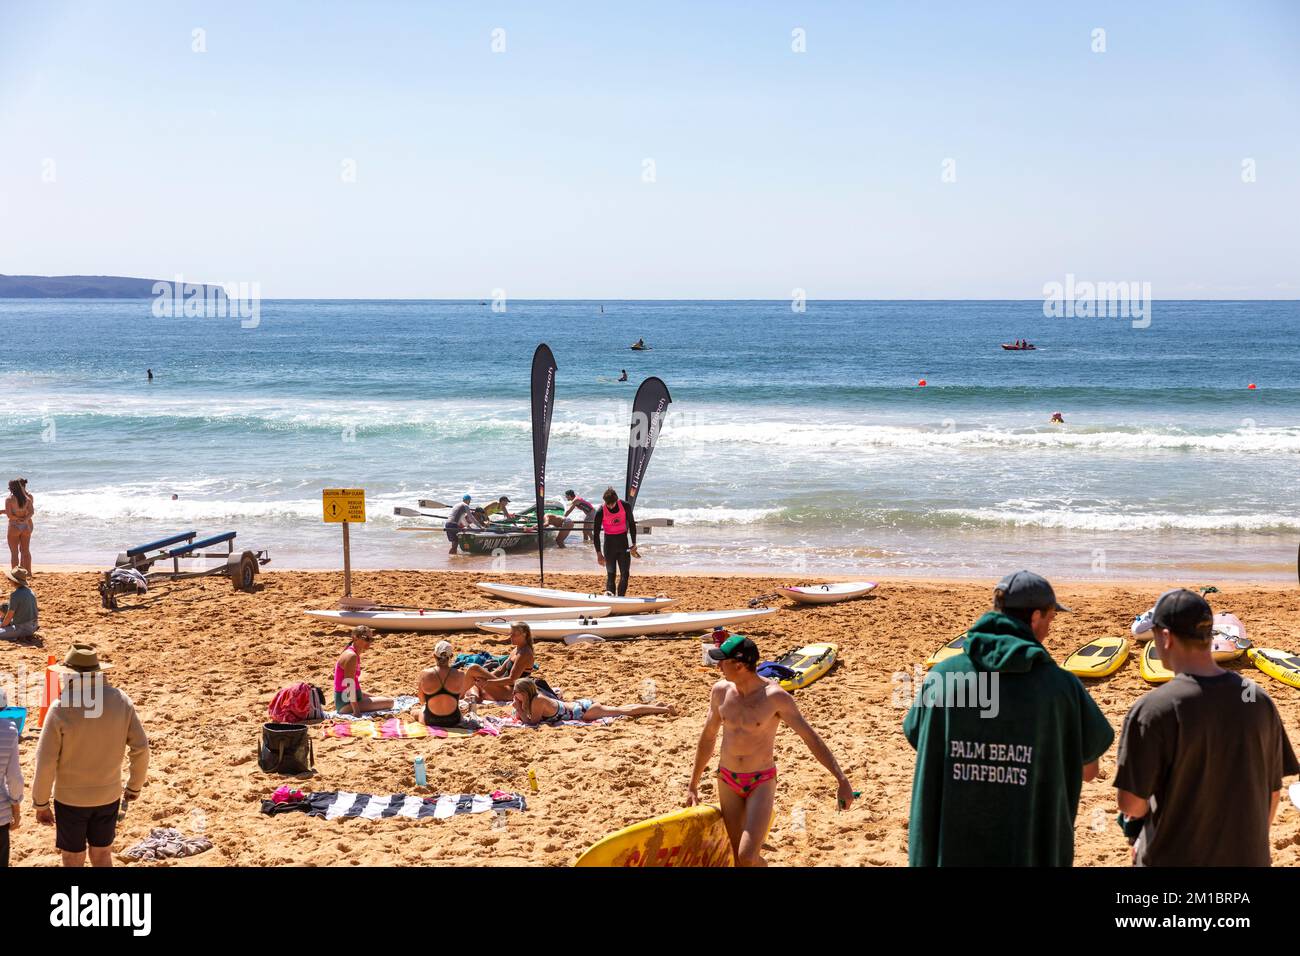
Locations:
636;506;783;525
939;508;1300;532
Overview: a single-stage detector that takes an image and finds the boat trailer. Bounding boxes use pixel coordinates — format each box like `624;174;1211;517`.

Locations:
98;530;270;609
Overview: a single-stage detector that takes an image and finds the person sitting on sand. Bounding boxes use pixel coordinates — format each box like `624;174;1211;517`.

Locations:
0;567;38;642
1114;589;1299;866
6;479;33;574
511;677;672;725
902;570;1113;866
464;622;535;705
688;635;854;867
334;627;395;716
419;641;494;730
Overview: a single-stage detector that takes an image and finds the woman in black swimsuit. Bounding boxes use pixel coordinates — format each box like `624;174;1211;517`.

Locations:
418;641;493;729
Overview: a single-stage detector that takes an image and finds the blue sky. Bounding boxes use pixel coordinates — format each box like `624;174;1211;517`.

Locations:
1;0;1297;298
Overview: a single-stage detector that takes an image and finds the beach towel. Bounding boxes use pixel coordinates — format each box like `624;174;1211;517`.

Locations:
120;827;213;862
260;791;526;821
454;652;509;669
483;713;616;730
323;718;499;739
324;695;420;721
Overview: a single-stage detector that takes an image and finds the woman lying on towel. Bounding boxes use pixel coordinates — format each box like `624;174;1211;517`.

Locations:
418;640;495;730
334;627;395;715
511;677;674;725
464;622;536;706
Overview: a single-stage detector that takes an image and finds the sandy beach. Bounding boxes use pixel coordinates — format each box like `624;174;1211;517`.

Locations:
5;568;1300;867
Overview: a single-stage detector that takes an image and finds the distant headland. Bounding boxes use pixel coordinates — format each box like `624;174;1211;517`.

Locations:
0;274;222;298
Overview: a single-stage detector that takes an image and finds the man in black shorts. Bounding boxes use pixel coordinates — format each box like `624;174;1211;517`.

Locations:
1115;589;1299;865
31;645;150;867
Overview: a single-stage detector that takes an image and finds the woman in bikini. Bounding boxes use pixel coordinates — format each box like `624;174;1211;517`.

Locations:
464;622;536;706
5;479;33;573
333;627;395;715
510;676;674;725
418;640;495;730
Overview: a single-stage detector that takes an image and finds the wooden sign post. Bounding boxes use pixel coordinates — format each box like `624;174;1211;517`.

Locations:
322;488;366;598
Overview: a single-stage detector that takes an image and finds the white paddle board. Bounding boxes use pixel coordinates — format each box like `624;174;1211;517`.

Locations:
476;608;778;640
476;582;676;613
303;605;613;633
779;581;877;605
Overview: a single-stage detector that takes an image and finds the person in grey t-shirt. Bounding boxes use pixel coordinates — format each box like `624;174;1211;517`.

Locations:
442;494;485;555
0;567;37;641
1115;589;1299;866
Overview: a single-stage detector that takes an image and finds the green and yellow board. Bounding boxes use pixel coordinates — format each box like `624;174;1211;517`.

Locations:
574;804;734;867
1248;648;1300;690
773;642;837;691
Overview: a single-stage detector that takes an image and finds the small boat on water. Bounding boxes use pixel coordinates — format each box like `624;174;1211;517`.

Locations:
1001;343;1036;351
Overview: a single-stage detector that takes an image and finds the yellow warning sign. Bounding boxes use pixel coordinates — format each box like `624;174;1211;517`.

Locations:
322;488;366;523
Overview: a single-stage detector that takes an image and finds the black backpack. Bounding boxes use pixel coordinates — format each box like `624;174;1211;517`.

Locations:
259;722;314;774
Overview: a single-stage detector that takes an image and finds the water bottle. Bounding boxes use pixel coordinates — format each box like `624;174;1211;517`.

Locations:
414;756;427;787
528;768;539;792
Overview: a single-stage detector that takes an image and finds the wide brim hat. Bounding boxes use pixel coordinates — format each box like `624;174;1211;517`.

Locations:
50;644;113;675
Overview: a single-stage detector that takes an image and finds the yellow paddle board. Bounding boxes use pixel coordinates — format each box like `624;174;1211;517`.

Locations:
1063;636;1128;678
1140;641;1173;683
773;642;837;691
574;804;734;867
1248;648;1300;690
925;633;968;669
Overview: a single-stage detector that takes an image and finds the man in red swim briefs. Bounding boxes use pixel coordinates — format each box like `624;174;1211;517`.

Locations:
687;635;855;866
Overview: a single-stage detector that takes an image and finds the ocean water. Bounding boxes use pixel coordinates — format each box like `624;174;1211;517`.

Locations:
3;298;1299;582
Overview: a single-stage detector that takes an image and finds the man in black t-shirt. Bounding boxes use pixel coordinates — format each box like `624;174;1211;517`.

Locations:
1115;589;1300;866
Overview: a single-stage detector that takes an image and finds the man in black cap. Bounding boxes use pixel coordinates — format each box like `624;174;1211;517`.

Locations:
687;635;855;866
1115;589;1298;866
903;570;1114;865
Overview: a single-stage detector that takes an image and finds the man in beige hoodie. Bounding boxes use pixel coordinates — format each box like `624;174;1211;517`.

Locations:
31;644;149;867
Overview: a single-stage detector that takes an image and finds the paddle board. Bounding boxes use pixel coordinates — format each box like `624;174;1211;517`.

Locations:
771;643;837;690
476;582;676;613
779;582;877;605
476;608;778;640
1063;637;1129;678
924;633;968;668
1248;648;1300;690
574;804;734;867
1211;613;1250;661
1140;641;1173;683
303;605;613;633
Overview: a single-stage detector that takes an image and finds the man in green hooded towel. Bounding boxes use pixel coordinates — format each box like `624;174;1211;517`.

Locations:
903;570;1114;866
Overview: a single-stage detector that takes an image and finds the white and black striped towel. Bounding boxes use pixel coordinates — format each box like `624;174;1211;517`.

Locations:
305;791;526;821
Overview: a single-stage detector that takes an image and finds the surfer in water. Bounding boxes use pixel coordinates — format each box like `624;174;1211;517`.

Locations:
592;487;638;596
618;369;628;382
687;636;855;867
1049;411;1065;424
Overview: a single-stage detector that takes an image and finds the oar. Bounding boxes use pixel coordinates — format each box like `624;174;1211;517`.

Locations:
393;507;448;520
419;499;452;510
396;527;444;533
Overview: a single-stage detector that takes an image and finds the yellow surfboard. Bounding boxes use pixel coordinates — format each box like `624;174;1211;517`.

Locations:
1248;648;1300;690
925;633;968;669
1140;641;1173;683
773;642;837;691
1063;636;1128;678
574;804;735;867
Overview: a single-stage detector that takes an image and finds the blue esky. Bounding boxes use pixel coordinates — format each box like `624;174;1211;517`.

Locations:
1;0;1297;298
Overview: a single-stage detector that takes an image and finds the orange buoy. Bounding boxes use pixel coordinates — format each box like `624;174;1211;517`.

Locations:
1247;383;1257;389
39;654;56;727
918;379;927;387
